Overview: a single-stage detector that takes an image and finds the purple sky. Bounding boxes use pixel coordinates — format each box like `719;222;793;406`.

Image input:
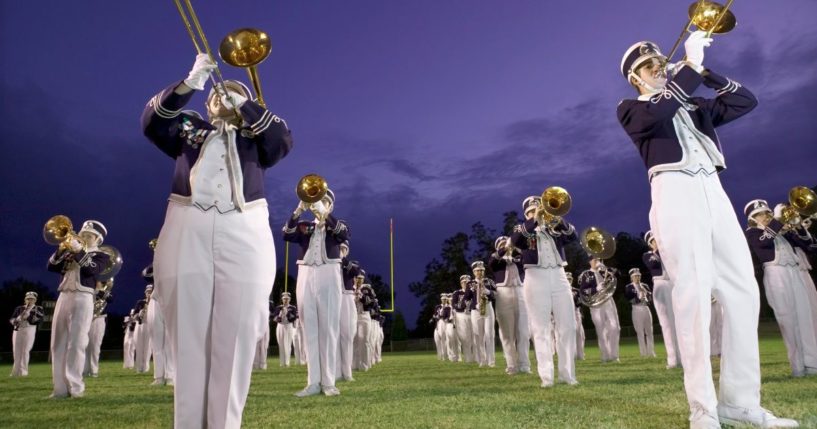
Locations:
1;1;815;329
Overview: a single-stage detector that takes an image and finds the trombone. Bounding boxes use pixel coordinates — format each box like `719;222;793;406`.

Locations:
665;0;737;65
536;186;571;228
172;0;272;112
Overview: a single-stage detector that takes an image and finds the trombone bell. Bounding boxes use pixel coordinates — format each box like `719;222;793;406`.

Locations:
219;28;272;108
296;174;328;204
541;186;572;217
43;215;77;248
688;0;736;34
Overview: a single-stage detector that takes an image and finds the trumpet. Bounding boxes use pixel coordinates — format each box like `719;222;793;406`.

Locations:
536;186;571;228
580;226;616;260
296;174;328;204
666;0;737;64
43;215;81;253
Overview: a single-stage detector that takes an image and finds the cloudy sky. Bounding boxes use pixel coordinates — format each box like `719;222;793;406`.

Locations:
1;1;815;328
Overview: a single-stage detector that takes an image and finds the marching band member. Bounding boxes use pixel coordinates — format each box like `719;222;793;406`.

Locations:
368;299;381;366
84;280;112;378
745;200;817;377
354;274;375;371
567;272;585;361
579;259;621;363
625;268;656;358
47;220;110;398
283;189;348;397
375;314;385;363
272;293;298;368
451;275;474;363
431;295;445;360
123;309;136;369
617;30;796;426
643;231;681;369
144;260;174;385
133;286;153;374
143;52;292;427
489;236;531;374
791;217;817;337
338;243;360;380
511;196;578;387
469;261;496;367
9;292;44;376
441;294;458;362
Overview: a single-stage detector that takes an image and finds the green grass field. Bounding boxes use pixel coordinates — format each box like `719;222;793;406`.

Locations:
1;337;816;429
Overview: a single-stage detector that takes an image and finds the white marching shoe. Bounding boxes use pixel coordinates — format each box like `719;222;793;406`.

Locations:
717;404;799;428
322;386;340;396
294;384;321;398
689;405;720;429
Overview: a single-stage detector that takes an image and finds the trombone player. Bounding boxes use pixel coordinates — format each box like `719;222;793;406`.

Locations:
616;13;796;424
141;40;293;427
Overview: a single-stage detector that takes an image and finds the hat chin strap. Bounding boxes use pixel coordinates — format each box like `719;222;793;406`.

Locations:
630;73;662;95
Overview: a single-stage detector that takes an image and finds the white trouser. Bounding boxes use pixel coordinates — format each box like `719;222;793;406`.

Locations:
338;292;358;377
148;299;174;381
470;309;487;366
275;323;292;367
253;323;270;369
523;267;577;385
575;308;585;360
292;322;304;365
495;285;531;371
589;299;620;361
445;322;459;361
134;321;152;373
367;318;378;366
650;172;761;415
632;305;655;357
84;315;106;376
50;290;93;396
483;303;496;366
376;324;384;361
652;278;681;367
798;266;817;342
154;201;275;429
434;320;446;359
710;301;723;357
296;263;341;388
11;325;36;376
454;311;473;362
764;265;817;375
123;329;135;369
355;312;371;370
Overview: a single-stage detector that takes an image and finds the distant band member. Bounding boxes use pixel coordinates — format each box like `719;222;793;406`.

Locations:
123;309;136;369
284;189;348;397
431;295;445;360
142;52;292;427
10;292;44;377
511;196;578;387
745;200;817;377
469;261;496;367
84;280;112;378
489;236;531;374
441;294;458;362
567;272;585;361
354;274;375;371
451;275;474;363
48;220;110;398
617;30;796;425
625;268;655;357
338;243;360;380
579;258;620;363
643;231;680;369
144;264;173;385
133;285;153;374
273;293;298;367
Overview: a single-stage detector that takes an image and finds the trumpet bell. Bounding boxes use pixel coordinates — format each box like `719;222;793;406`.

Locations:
296;174;328;204
581;226;616;260
541;186;572;217
219;28;271;68
43;215;74;246
688;0;736;34
96;245;123;282
789;186;817;217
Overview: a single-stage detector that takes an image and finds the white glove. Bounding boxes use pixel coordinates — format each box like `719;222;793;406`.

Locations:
773;204;786;221
219;90;247;110
184;53;217;91
684;30;712;68
293;201;309;217
67;237;84;253
311;201;328;218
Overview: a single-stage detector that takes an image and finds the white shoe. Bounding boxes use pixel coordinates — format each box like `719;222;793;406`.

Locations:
505;367;517;375
322;386;340;397
294;384;321;398
166;379;175;387
48;392;69;399
151;378;165;386
70;390;84;398
540;382;553;388
519;367;532;374
717;404;799;428
342;376;355;382
689;405;720;429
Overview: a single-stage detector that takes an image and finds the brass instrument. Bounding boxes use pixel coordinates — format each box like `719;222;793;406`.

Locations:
634;282;651;305
172;0;271;111
666;0;737;63
789;186;817;219
148;238;158;251
96;245;123;282
537;186;571;227
296;174;328;204
43;215;81;253
579;264;618;308
779;204;801;226
580;226;617;260
94;279;115;317
476;279;489;317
